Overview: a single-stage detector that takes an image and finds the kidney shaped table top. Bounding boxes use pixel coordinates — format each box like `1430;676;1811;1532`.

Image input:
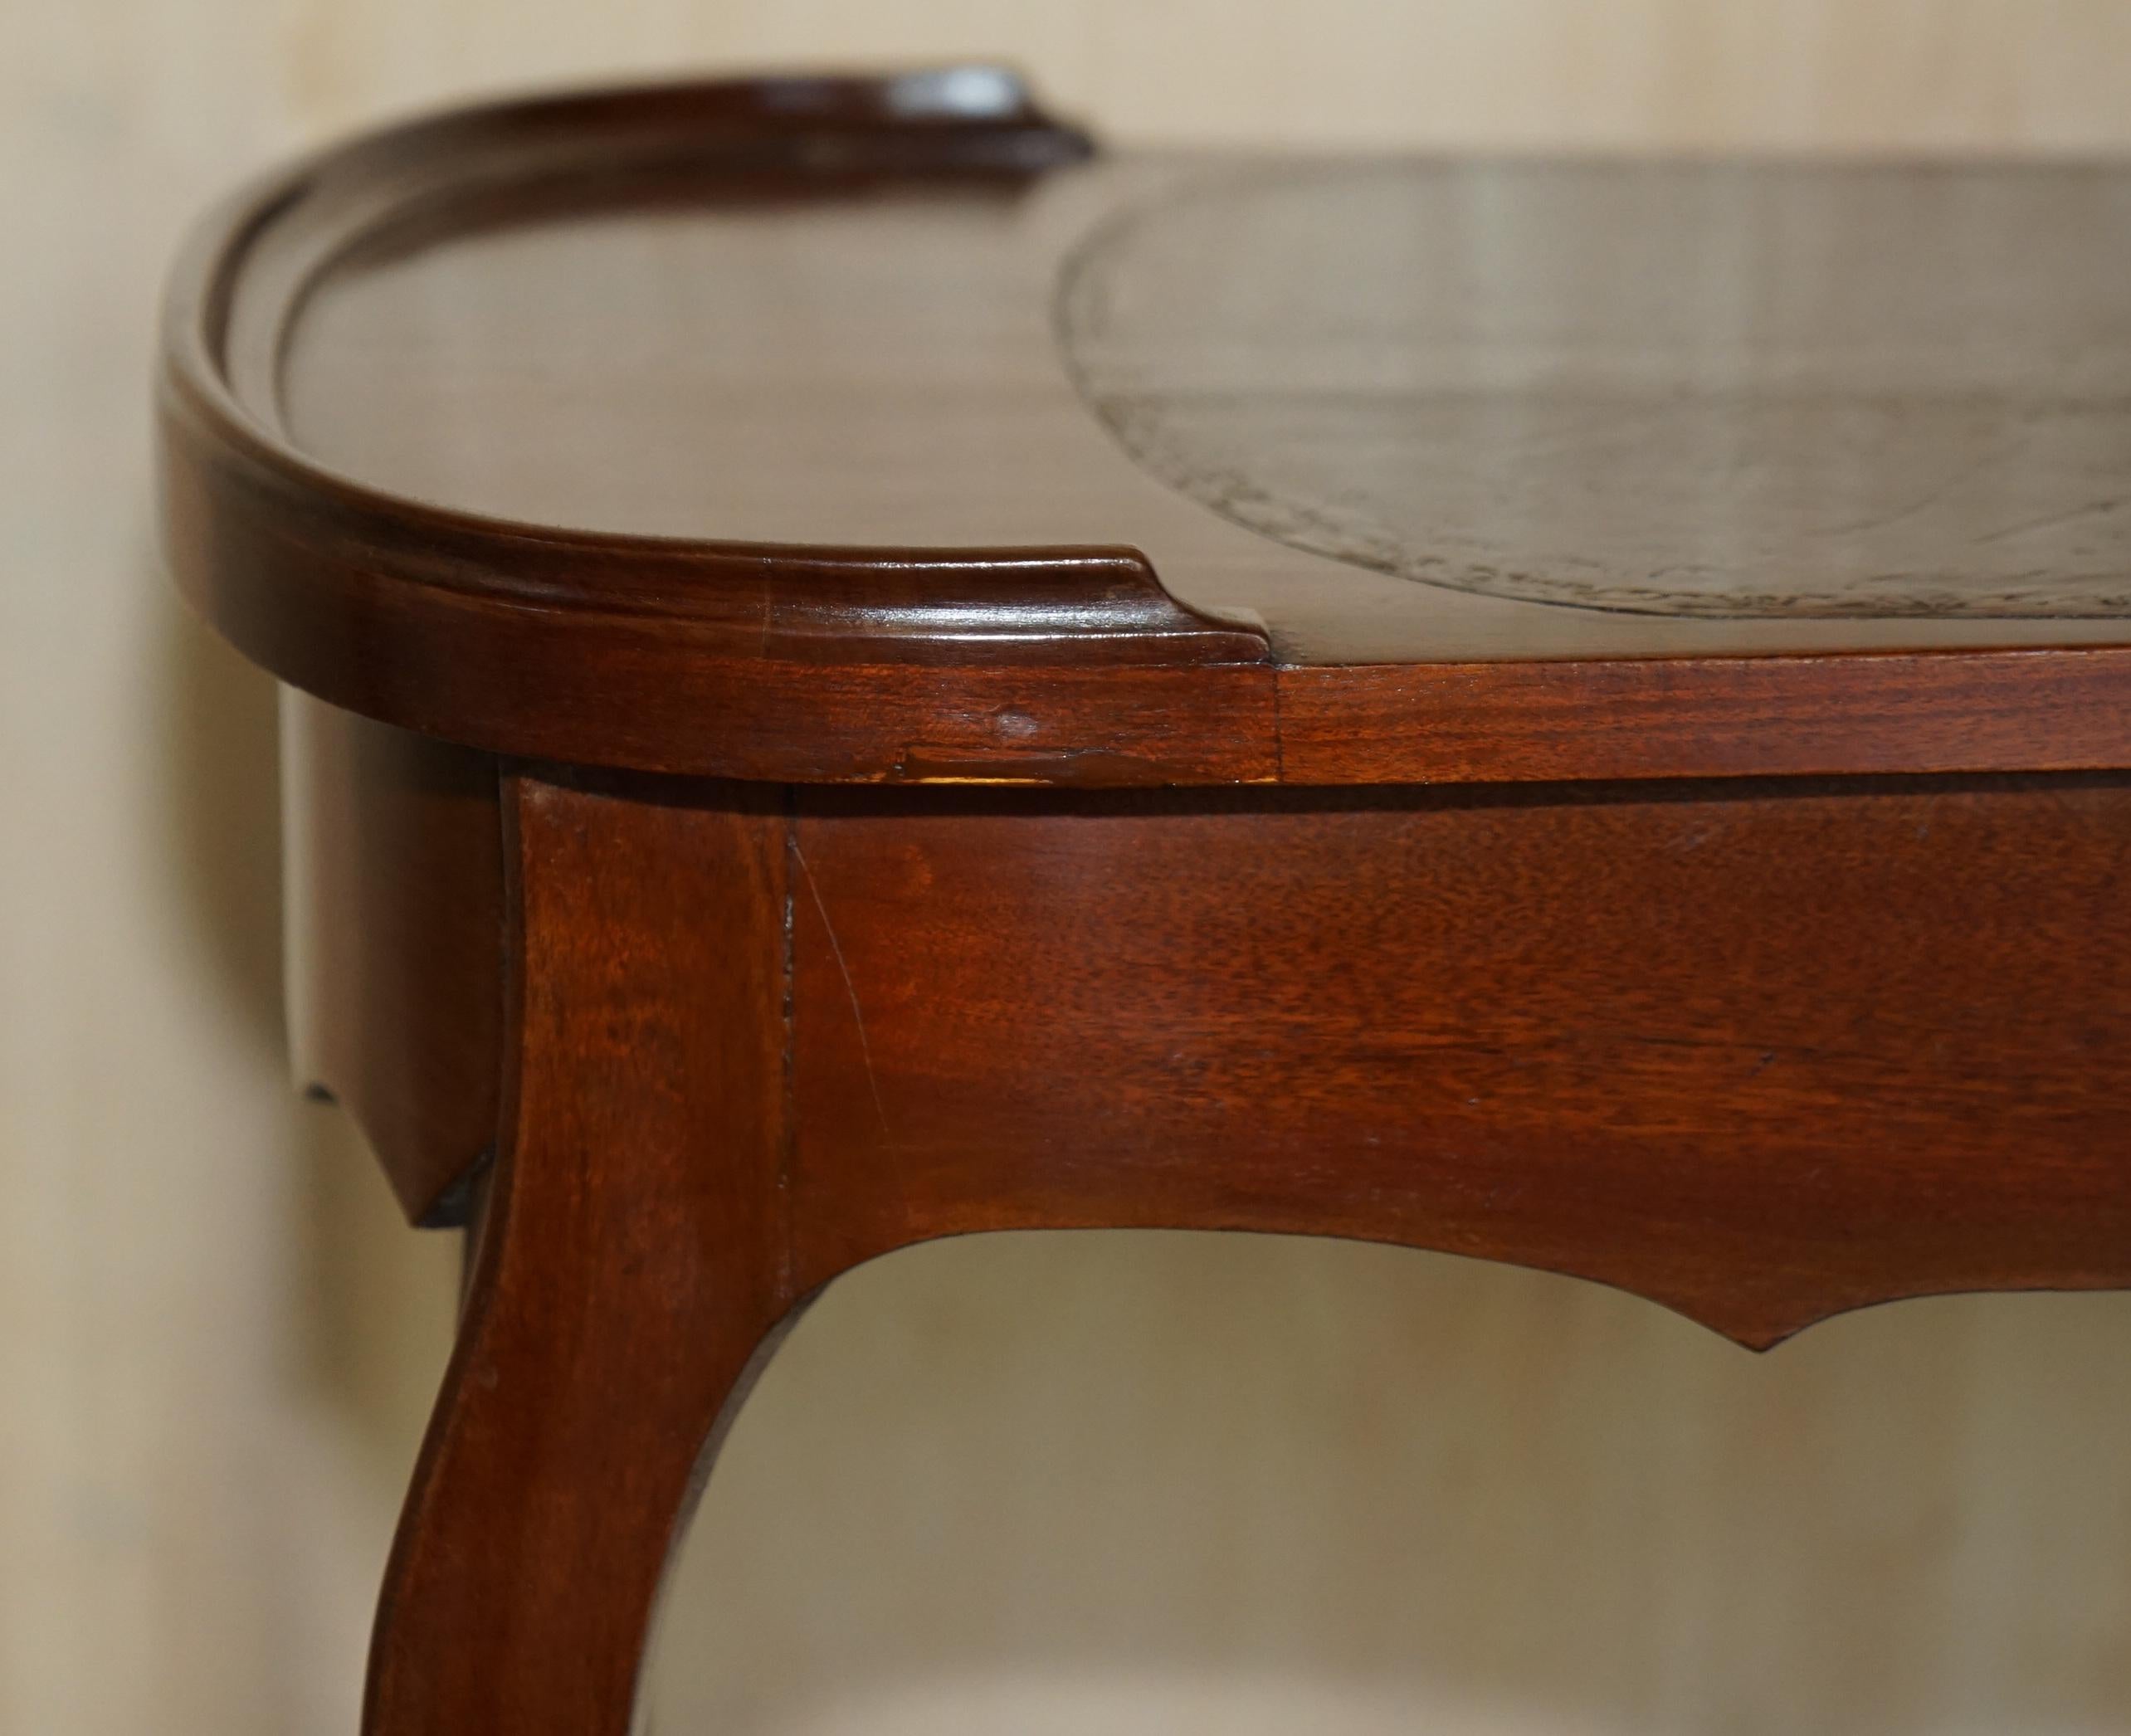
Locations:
162;66;2131;788
158;69;2131;1736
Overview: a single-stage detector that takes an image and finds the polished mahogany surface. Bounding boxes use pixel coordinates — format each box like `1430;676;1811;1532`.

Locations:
290;155;2131;660
785;775;2131;1352
158;74;2131;783
156;76;2131;1736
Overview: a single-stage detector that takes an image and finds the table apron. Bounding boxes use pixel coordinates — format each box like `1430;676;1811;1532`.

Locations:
782;779;2131;1348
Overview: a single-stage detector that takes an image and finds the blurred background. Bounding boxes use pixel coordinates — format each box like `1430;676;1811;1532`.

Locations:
9;2;2131;1733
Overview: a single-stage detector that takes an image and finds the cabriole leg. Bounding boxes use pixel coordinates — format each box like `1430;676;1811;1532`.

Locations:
364;777;792;1736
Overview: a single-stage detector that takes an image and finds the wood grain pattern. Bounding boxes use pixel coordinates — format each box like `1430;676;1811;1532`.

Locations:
364;764;2131;1734
783;778;2131;1351
1274;650;2131;784
157;76;2131;789
40;5;2131;1731
367;774;794;1735
149;66;2131;1736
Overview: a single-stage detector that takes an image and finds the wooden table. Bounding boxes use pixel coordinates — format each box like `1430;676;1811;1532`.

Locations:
157;70;2131;1736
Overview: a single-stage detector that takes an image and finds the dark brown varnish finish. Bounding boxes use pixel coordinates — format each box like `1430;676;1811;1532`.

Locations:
378;765;2131;1735
155;68;2131;1736
281;692;501;1222
368;778;792;1735
787;778;2131;1352
158;76;2131;788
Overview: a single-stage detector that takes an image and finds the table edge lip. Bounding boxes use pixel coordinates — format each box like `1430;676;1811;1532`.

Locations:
155;71;2131;787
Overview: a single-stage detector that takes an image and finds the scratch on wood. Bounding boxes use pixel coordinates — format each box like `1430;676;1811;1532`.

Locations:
777;798;798;1301
1973;496;2130;545
792;837;890;1137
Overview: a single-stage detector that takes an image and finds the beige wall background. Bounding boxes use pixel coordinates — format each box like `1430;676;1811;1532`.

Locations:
9;2;2131;1733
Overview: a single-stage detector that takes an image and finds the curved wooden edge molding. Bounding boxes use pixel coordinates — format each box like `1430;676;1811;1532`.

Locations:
156;71;1279;789
158;71;2131;788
